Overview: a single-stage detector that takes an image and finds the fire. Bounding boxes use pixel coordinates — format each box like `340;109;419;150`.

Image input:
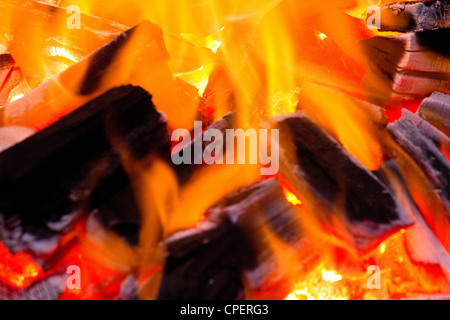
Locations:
281;184;302;207
0;242;42;290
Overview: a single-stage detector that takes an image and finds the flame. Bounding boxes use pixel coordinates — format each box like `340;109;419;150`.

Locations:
281;183;302;207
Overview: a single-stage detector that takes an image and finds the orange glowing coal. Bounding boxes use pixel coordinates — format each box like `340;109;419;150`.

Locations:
0;242;42;290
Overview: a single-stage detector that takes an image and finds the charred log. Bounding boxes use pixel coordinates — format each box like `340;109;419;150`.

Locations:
0;85;171;256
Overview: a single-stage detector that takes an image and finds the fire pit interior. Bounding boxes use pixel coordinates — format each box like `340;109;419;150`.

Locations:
0;0;450;300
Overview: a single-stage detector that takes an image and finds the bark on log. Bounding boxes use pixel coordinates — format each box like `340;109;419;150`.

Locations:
0;85;171;255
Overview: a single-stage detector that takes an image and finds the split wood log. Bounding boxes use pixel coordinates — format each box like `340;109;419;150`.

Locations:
361;28;450;104
387;117;450;251
273;111;414;253
0;0;128;88
0;85;171;256
418;91;450;136
1;21;200;131
159;177;304;300
376;1;450;33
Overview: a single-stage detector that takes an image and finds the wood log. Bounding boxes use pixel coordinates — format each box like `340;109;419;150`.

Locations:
159;178;304;300
273;111;413;253
376;1;450;33
418;91;450;136
361;28;450;104
2;21;200;131
0;54;31;107
387;118;450;251
0;273;67;300
0;85;171;256
0;0;128;88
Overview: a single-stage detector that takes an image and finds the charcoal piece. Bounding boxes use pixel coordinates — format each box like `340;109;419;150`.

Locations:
0;85;171;255
0;273;67;300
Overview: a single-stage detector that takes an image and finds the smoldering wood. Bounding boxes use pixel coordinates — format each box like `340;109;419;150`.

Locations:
376;1;450;33
376;161;450;285
159;178;304;300
274;112;413;252
418;91;450;136
0;85;171;256
0;273;67;300
361;29;450;104
401;109;450;149
387;118;450;251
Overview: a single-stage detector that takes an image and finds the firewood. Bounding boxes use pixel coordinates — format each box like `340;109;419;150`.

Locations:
273;111;414;252
376;1;450;33
0;54;31;107
401;109;450;159
0;85;171;256
387;118;450;251
418;91;450;136
0;0;128;88
361;29;450;104
2;21;200;130
0;273;67;300
376;161;450;284
159;178;304;300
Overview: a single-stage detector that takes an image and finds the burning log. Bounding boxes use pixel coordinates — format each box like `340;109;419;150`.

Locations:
376;1;450;33
0;54;30;106
361;28;450;104
0;85;171;256
418;91;450;136
2;20;199;130
274;111;413;253
159;178;304;300
387;116;450;252
0;0;128;88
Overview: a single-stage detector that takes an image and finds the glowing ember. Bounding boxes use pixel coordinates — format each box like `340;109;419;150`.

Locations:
0;243;42;290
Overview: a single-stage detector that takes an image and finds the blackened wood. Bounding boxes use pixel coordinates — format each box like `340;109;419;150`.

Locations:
0;85;171;255
274;112;413;252
418;91;450;136
377;1;450;33
159;178;303;300
387;118;450;250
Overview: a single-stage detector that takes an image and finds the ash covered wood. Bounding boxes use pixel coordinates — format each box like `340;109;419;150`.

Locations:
375;1;450;33
0;85;171;256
